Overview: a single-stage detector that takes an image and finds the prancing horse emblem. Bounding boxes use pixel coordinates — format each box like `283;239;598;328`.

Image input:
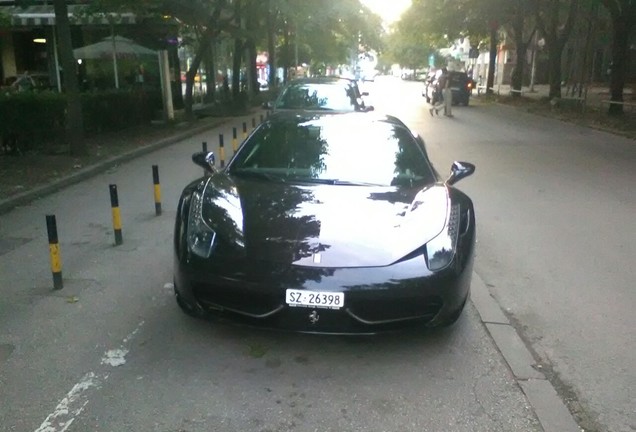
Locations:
309;310;319;324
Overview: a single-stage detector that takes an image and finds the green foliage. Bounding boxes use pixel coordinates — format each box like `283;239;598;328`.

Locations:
0;90;161;154
81;90;162;133
0;92;66;153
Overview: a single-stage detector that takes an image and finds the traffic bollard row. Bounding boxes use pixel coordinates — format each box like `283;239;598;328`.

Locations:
43;115;267;289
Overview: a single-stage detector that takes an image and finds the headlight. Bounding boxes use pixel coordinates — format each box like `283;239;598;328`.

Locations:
187;191;216;258
425;204;460;271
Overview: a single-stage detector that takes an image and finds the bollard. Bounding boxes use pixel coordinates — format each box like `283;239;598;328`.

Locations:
152;165;162;216
260;114;264;123
232;127;238;153
252;117;256;129
242;121;247;140
109;184;123;246
46;215;63;290
219;134;226;168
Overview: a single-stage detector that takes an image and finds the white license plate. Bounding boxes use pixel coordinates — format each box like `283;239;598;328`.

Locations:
285;289;344;309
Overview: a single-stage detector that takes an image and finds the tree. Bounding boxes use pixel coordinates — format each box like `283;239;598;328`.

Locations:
504;0;536;96
600;0;635;115
393;0;513;95
53;0;85;156
534;0;579;99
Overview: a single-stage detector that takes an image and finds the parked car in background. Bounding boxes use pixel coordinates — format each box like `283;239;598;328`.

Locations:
265;76;373;113
423;70;474;106
3;72;53;93
173;111;476;333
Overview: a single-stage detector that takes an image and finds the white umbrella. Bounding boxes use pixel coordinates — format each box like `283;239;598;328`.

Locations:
73;35;156;88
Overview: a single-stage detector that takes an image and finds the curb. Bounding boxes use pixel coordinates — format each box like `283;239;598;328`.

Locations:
0;118;227;216
470;272;581;432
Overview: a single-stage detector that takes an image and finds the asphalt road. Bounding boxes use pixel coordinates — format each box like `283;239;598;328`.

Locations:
0;76;632;432
372;76;635;432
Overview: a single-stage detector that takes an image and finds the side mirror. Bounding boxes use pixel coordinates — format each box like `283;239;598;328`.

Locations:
446;161;475;185
192;151;216;174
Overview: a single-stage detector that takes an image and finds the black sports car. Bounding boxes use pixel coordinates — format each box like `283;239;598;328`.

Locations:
173;112;476;334
264;77;373;113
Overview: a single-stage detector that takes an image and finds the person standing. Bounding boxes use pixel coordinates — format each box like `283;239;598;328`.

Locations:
429;68;449;116
441;68;453;117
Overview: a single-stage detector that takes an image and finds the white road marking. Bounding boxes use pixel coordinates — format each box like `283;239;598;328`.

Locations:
34;373;99;432
101;348;129;367
33;321;145;432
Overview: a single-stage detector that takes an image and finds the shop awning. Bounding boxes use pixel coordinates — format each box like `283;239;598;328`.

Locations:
6;4;136;27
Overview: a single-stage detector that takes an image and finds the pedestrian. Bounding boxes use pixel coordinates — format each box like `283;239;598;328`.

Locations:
429;68;448;117
441;68;453;117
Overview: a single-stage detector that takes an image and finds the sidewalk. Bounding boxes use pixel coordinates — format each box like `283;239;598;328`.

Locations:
481;83;634;107
0;109;266;215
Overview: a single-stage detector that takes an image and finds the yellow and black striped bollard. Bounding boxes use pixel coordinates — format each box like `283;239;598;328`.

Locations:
152;165;162;216
109;184;123;245
46;214;63;290
219;134;226;168
232;127;238;154
242;122;247;140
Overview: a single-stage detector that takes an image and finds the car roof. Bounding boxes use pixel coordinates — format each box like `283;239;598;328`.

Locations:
286;76;356;85
266;111;408;130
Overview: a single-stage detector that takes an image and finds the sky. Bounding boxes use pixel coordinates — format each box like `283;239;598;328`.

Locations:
360;0;412;25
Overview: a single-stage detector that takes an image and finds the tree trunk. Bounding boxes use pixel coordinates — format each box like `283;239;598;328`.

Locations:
232;37;243;100
547;41;563;99
510;9;526;97
267;2;277;88
486;26;497;95
246;40;258;97
53;0;85;156
608;15;629;116
204;43;216;103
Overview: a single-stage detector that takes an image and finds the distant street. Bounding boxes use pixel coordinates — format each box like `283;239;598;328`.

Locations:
375;76;635;432
0;76;633;432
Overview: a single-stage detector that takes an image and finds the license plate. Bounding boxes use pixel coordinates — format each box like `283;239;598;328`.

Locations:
285;289;344;309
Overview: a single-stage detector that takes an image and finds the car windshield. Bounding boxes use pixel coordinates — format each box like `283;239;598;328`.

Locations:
274;82;359;111
229;115;436;187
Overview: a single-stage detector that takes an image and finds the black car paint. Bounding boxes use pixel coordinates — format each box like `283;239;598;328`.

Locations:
174;113;476;334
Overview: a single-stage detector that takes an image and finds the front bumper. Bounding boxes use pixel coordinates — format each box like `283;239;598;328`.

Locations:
174;251;473;334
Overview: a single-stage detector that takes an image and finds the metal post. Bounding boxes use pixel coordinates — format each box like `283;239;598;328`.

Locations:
219;134;225;168
232;127;238;153
46;215;63;290
109;184;123;245
242;122;247;140
152;165;162;216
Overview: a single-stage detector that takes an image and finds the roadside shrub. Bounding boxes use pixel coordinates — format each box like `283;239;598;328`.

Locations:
0;91;66;154
0;89;162;154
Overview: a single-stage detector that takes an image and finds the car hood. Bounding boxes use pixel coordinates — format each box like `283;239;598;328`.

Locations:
201;176;449;267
